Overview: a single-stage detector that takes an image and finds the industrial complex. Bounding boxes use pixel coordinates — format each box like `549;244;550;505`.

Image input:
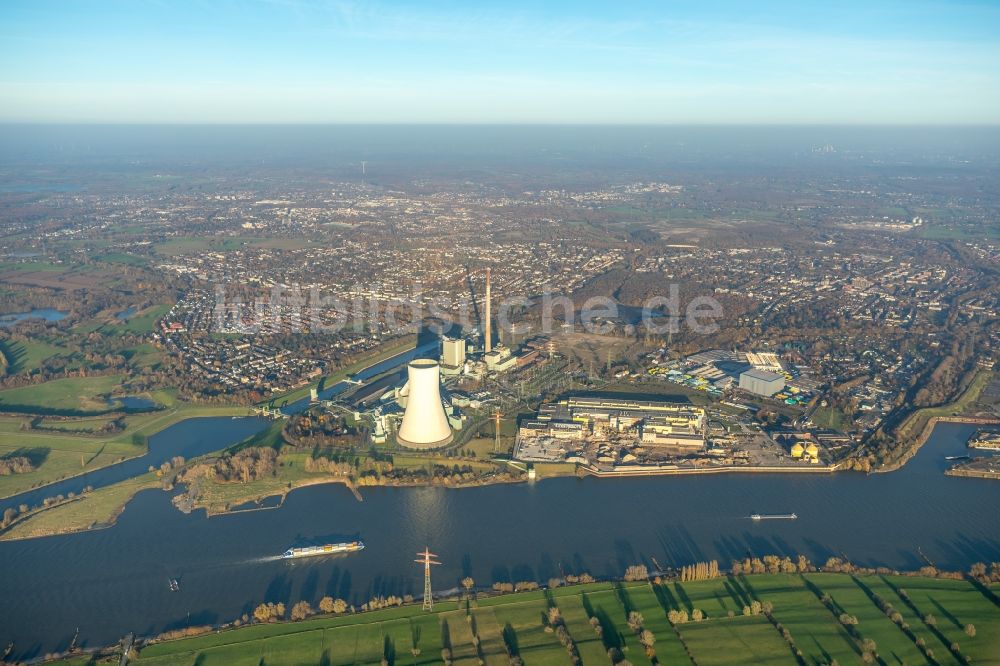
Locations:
342;267;544;450
516;395;707;466
290;266;851;474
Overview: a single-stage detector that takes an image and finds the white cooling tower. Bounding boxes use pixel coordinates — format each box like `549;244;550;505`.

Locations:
396;359;453;449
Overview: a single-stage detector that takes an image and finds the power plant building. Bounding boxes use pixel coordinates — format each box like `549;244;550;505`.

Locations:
440;337;466;375
739;368;785;397
484;345;516;372
396;359;454;450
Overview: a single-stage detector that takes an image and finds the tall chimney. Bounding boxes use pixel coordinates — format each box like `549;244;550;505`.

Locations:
484;267;492;353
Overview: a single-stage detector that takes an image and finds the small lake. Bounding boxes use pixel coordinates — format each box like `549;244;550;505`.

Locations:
0;421;997;660
116;306;137;320
0;308;68;328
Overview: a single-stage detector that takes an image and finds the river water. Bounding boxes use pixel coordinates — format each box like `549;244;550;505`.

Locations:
0;421;997;659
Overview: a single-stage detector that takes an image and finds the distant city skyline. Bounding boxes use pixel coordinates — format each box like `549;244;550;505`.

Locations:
1;0;998;124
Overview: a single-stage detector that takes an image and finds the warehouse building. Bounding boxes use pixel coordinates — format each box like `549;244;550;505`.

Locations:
739;368;785;397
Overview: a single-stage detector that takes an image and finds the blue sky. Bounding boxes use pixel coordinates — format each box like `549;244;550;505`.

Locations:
1;0;998;123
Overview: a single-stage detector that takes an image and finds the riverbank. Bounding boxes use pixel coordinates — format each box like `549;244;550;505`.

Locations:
45;572;1000;666
0;412;986;544
0;473;159;541
878;414;1000;474
0;403;251;500
186;474;361;517
877;368;997;473
582;462;839;477
1;451;529;540
0;450;850;541
0;459;843;541
191;468;539;516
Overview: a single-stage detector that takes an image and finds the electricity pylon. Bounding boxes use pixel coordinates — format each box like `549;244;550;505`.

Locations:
415;548;441;611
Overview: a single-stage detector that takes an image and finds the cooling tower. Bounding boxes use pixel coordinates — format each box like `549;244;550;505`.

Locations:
396;359;454;449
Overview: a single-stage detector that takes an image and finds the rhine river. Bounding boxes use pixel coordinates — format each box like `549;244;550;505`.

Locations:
0;422;998;660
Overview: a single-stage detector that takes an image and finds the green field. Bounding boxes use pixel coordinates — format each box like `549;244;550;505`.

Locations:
29;415;122;433
0;260;68;273
123;342;164;368
69;303;171;337
917;224;1000;241
0;419;142;498
811;405;851;432
49;574;1000;665
0;338;66;373
95;304;172;335
94;252;151;267
0;374;125;413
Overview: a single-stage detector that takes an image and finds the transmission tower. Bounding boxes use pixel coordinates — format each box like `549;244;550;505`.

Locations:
415;547;441;611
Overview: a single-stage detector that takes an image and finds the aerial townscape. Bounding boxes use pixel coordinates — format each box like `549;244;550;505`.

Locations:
2;1;1000;665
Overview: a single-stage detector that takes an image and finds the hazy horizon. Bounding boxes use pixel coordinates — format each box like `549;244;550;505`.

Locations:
2;0;999;124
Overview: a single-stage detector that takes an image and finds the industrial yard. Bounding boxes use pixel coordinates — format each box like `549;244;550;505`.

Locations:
514;393;838;475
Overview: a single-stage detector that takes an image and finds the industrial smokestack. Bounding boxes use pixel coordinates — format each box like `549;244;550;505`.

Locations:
396;359;453;449
485;267;492;353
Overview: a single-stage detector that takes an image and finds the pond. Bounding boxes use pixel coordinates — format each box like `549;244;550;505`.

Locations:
0;308;68;328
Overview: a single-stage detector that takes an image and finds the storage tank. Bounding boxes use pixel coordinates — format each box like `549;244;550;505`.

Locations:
396;359;454;449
